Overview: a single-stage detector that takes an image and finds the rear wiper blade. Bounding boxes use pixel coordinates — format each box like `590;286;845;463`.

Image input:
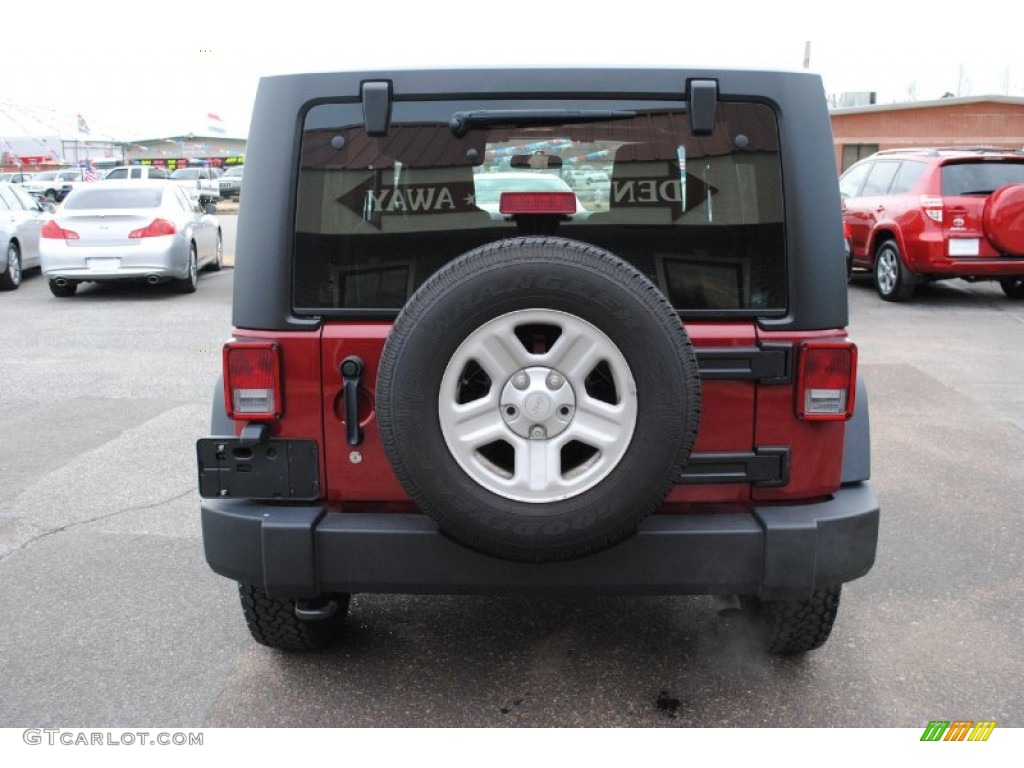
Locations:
449;109;635;137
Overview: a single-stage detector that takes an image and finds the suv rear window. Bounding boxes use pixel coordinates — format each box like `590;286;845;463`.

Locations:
293;99;785;316
941;160;1024;195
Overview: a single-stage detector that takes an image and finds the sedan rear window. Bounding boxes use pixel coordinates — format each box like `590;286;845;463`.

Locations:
64;188;164;209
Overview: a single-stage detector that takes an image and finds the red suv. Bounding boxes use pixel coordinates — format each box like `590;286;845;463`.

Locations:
839;147;1024;301
197;69;878;656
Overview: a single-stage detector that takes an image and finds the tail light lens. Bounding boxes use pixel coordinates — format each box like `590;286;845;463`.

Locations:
795;342;857;421
41;220;79;240
842;219;852;239
223;341;282;420
921;195;943;223
129;218;177;238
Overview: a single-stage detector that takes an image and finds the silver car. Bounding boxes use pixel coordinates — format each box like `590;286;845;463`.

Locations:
1;181;51;291
40;181;222;297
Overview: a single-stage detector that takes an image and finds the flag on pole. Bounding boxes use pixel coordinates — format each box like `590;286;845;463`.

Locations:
77;114;91;135
207;113;227;135
82;158;98;181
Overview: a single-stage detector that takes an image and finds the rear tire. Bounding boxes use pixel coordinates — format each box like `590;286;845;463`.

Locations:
238;584;350;651
749;585;842;655
174;244;199;293
874;240;915;302
0;242;21;290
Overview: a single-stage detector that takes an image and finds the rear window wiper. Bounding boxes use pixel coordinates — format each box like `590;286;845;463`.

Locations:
449;109;635;137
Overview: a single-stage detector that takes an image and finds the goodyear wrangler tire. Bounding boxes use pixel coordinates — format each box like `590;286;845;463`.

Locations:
376;237;701;563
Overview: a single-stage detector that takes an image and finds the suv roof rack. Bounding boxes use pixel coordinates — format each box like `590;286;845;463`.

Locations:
873;146;1024;158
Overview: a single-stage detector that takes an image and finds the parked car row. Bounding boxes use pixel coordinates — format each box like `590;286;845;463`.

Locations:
22;168;87;203
839;146;1024;301
0;163;245;206
1;180;222;295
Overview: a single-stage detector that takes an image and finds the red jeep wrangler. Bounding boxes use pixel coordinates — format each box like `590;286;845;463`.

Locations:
197;69;878;655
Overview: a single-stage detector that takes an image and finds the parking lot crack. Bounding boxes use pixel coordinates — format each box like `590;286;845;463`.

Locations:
0;487;194;563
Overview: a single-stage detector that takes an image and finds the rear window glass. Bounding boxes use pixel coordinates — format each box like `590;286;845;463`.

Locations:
64;188;163;209
293;99;785;316
941;160;1024;195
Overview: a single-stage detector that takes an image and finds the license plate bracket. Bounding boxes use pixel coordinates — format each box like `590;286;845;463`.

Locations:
196;438;319;500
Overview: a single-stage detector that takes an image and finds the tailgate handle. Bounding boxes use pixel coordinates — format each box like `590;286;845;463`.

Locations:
340;356;365;446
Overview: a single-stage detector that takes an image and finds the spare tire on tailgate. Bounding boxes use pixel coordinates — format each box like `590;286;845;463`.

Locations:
376;236;701;563
983;184;1024;255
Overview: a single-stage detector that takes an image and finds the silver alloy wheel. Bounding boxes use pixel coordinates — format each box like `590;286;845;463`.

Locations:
438;309;637;503
6;243;20;285
876;247;898;295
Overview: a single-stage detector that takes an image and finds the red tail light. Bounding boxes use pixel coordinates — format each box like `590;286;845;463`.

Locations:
795;342;857;421
921;195;943;223
223;341;282;420
41;220;79;240
842;219;852;239
499;191;578;215
129;218;176;238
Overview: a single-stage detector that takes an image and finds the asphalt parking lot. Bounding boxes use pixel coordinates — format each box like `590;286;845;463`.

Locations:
0;236;1021;730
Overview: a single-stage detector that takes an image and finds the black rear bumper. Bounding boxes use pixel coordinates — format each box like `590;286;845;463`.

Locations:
201;482;878;602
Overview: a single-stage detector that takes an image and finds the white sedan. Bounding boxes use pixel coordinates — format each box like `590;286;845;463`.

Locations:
0;181;51;290
39;181;222;297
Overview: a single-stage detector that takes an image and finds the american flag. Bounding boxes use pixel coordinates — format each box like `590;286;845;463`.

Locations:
82;159;98;182
207;113;227;135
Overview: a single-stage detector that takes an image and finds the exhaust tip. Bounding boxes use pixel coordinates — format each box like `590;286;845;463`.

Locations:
146;275;161;285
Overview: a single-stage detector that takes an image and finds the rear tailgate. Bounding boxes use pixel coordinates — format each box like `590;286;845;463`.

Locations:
320;321;760;507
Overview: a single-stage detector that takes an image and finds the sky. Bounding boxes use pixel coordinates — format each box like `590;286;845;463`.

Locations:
3;1;1023;142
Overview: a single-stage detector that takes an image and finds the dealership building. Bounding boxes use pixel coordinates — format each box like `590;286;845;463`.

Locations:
830;95;1024;171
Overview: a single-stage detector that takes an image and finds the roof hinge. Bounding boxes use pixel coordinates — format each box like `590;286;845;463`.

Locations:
687;79;718;136
361;80;393;137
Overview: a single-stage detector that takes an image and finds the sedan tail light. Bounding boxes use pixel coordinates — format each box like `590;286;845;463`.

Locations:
223;341;282;420
795;342;857;421
41;220;79;240
129;219;177;238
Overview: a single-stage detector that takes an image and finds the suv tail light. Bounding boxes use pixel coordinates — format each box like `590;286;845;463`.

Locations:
921;195;943;223
223;341;282;420
795;342;857;421
41;220;79;240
